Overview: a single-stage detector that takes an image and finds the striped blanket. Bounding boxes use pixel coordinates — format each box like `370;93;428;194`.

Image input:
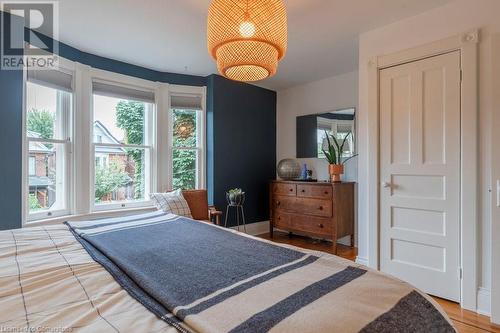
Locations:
0;212;455;332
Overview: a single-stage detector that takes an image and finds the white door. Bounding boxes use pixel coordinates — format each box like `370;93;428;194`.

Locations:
379;51;461;301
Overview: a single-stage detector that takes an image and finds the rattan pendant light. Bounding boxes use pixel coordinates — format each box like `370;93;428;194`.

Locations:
207;0;287;82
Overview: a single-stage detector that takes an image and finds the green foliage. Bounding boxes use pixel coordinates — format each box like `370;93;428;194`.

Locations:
29;193;41;210
172;110;197;190
322;131;338;165
94;163;130;202
172;149;196;190
322;131;356;165
27;109;54;139
114;103;198;192
228;188;243;195
116;101;145;199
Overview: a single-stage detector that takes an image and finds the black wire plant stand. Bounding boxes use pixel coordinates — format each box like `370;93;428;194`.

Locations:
224;192;246;233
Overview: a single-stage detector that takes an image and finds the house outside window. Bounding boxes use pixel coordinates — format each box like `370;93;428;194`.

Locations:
92;81;155;210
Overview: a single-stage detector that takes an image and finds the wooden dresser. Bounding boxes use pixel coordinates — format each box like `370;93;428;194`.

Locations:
269;180;355;254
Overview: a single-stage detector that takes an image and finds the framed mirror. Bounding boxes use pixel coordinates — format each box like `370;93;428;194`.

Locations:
296;107;356;159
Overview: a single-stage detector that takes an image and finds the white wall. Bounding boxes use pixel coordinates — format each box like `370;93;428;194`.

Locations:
277;71;358;181
357;0;500;315
276;71;358;245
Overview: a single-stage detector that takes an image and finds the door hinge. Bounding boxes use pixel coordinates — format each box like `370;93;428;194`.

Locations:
458;267;463;279
460;69;463;82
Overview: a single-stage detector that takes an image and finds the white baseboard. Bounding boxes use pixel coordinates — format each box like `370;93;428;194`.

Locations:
355;256;369;266
477;287;491;316
231;220;269;236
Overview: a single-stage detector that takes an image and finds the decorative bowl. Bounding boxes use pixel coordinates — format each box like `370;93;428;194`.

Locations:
277;159;301;180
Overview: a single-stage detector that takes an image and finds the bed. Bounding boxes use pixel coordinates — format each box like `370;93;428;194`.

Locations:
0;211;455;332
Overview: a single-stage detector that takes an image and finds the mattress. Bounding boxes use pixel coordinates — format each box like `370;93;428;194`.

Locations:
0;214;455;333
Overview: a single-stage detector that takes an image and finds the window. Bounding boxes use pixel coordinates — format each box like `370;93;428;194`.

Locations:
169;93;205;190
92;81;154;209
25;69;73;220
317;120;355;158
28;156;36;176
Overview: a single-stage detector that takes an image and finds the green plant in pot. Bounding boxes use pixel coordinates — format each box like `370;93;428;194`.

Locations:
322;131;357;182
226;188;245;206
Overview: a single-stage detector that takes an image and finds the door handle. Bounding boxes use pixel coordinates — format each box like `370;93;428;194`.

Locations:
382;182;392;188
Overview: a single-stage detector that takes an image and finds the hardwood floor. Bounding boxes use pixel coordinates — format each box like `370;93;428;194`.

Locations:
258;231;500;333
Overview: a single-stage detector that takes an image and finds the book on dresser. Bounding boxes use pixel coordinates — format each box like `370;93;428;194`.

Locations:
269;180;355;254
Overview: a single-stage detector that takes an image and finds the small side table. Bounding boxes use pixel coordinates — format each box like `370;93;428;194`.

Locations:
224;204;246;233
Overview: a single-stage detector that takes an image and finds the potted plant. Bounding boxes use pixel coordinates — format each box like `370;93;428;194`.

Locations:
226;188;245;206
322;131;357;182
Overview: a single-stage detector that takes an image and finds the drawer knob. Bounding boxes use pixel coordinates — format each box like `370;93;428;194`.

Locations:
276;201;281;206
324;191;329;194
301;189;306;193
318;224;324;228
319;206;323;210
278;216;281;220
289;188;293;192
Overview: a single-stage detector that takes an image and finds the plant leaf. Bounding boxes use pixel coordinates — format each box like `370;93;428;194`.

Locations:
330;134;341;164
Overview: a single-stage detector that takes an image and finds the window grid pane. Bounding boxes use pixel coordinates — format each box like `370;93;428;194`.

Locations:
172;109;198;148
172;148;198;190
94;146;150;204
27;141;68;214
93;95;149;146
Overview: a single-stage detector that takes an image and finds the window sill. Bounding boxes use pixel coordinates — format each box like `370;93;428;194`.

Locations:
24;206;158;228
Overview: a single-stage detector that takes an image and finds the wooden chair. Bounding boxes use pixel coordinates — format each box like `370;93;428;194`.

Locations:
181;189;223;225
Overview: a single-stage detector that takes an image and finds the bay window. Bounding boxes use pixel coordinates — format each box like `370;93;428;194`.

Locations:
23;59;206;223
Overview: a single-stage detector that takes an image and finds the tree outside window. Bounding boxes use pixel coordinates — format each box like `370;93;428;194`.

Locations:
172;109;198;190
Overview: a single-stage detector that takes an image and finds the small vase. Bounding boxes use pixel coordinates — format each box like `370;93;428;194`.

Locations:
328;164;344;183
300;164;308;179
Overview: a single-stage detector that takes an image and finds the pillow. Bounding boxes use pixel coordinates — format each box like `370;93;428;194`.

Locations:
150;190;192;218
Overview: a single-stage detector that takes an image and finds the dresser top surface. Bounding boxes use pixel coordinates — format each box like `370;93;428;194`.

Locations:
271;180;355;186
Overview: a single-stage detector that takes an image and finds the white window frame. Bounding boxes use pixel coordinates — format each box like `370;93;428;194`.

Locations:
21;57;207;225
167;85;206;191
22;58;75;222
90;70;159;212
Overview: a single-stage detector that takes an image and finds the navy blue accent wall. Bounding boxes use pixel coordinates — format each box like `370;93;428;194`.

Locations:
0;12;24;230
207;75;276;226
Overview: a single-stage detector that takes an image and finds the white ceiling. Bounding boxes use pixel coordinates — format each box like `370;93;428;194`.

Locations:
55;0;452;90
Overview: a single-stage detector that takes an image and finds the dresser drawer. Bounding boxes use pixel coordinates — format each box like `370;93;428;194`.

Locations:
274;210;333;236
297;184;332;199
272;183;297;196
273;196;332;218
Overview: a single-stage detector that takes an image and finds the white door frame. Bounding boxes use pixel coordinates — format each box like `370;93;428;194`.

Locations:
365;30;479;311
491;33;500;324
